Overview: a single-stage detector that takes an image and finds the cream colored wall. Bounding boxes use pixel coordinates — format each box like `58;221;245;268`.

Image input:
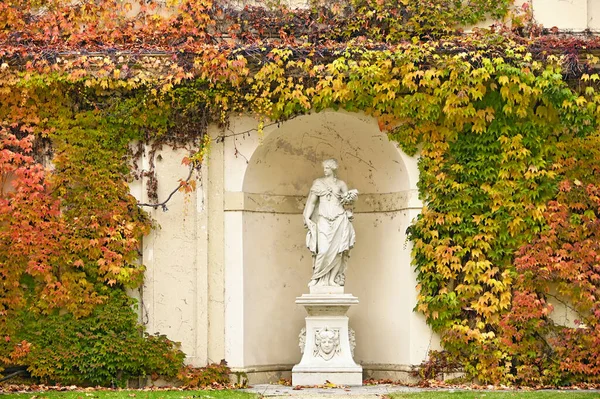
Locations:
532;0;588;31
242;212;309;366
463;0;600;32
48;1;600;35
130;0;600;366
137;107;600;383
132;111;439;375
513;0;600;31
345;212;414;365
546;287;584;329
590;1;600;31
527;0;600;31
227;111;437;372
241;117;410;195
219;0;600;33
131;144;210;366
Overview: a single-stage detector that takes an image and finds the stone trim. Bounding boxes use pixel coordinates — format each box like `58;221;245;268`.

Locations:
230;363;419;385
230;363;414;373
224;190;422;214
360;363;415;372
230;364;295;373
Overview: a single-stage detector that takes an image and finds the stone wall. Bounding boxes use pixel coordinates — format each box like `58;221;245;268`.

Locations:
131;111;440;382
226;0;600;32
118;0;600;34
532;0;600;32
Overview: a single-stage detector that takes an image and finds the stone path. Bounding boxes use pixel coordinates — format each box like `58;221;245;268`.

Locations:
243;384;600;398
243;384;426;398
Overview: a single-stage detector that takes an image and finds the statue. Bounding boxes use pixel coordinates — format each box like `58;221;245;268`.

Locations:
303;159;358;287
294;162;362;385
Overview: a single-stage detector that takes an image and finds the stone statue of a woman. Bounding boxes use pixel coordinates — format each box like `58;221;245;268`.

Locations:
303;159;358;287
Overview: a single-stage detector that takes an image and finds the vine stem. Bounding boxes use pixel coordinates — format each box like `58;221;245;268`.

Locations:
137;165;195;211
137;118;291;211
0;369;27;383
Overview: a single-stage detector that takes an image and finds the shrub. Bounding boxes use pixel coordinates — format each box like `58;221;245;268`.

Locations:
178;360;232;388
5;290;185;387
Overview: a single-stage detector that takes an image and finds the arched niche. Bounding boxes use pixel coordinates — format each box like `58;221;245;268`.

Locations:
243;112;410;195
225;111;430;376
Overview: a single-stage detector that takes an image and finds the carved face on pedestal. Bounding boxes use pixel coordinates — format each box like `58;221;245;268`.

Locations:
321;335;334;353
313;327;341;361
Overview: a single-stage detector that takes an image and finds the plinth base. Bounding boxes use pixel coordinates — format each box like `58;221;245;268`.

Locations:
292;292;362;386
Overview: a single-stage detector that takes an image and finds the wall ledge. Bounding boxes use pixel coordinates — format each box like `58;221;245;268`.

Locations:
224;190;423;214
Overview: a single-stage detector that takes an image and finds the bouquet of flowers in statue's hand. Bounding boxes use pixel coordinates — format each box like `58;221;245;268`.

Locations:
341;189;358;221
341;189;359;205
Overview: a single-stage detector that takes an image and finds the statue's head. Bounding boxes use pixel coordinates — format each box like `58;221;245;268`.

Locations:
322;159;338;176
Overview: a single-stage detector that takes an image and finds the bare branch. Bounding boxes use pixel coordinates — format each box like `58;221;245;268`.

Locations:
137;165;195;212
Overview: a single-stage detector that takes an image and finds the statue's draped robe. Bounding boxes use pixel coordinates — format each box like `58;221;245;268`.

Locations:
306;178;356;285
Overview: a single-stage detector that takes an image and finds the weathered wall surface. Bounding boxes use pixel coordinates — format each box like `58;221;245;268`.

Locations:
134;105;587;382
130;145;210;366
230;0;600;32
127;0;600;33
235;112;433;375
532;0;599;31
133;110;439;382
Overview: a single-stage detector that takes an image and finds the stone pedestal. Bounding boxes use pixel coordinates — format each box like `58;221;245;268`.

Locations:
292;291;363;386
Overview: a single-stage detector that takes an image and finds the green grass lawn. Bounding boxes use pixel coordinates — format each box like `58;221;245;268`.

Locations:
0;391;258;399
390;392;600;399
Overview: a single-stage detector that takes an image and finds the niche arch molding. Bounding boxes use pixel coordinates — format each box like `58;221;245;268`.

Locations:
219;110;433;381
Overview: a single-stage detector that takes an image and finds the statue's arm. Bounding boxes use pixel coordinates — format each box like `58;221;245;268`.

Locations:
339;180;349;194
303;192;317;226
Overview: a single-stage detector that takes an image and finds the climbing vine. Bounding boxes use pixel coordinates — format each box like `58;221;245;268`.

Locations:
2;0;600;387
